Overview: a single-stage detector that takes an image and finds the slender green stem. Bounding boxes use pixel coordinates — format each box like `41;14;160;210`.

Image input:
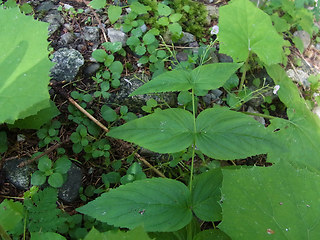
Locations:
186;221;193;240
189;88;197;192
239;56;250;91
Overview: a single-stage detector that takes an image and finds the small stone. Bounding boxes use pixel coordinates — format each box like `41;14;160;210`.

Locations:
206;5;219;19
60;32;75;44
176;51;189;62
43;11;64;35
83;63;101;76
36;1;57;13
50;48;84;82
63;23;73;31
177;32;196;45
140;24;147;33
293;30;310;50
247;106;265;125
313;106;320;119
58;164;82;203
218;53;233;63
107;28;128;46
82;26;100;42
286;69;310;89
3;158;36;190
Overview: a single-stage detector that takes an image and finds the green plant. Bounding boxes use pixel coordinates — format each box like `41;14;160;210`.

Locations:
31;155;71;188
37;120;61;147
0;6;55;125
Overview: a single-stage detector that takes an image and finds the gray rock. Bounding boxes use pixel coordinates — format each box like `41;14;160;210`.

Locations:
3;158;36;190
83;63;101;76
286;69;310;89
140;24;147;33
293;30;310;50
202;89;223;105
50;48;84;82
36;1;57;13
58;164;82;203
177;32;196;45
60;32;75;45
204;49;219;64
108;74;177;113
206;5;219;19
316;43;320;51
247;106;265;125
176;51;189;62
107;28;127;46
82;26;100;42
217;53;233;63
43;11;64;35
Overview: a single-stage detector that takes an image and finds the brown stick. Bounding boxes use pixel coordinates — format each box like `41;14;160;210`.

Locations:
18;138;70;168
68;98;166;178
68;97;109;133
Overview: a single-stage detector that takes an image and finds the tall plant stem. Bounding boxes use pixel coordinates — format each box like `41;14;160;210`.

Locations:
239;56;250;91
189;88;197;192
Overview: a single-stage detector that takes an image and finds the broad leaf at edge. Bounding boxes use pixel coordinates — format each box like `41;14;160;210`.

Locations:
107;108;194;154
266;64;320;172
0;7;54;124
220;161;320;239
195;106;276;160
191;168;223;221
130;63;241;96
218;0;284;65
77;178;192;232
84;226;152;240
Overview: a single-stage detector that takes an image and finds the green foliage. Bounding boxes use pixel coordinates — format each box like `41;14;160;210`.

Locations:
24;188;67;232
0;6;54;124
31;155;71;188
220;161;320;239
89;0;106;9
84;226;152;240
0;200;24;232
218;0;284;65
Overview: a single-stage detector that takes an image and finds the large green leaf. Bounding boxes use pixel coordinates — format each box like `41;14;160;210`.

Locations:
108;5;122;24
218;0;284;65
130;69;191;96
77;178;192;232
0;7;54;124
107;108;194;154
191;168;222;221
0;199;24;231
195;106;275;160
130;63;241;96
266;65;320;172
220;161;320;239
84;227;152;240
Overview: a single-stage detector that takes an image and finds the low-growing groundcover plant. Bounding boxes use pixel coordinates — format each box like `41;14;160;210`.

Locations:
1;0;320;239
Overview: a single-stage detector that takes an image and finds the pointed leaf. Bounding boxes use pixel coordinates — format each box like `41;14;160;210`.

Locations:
190;63;242;91
218;0;284;65
77;178;192;232
130;63;240;96
220;161;320;239
191;168;222;221
129;70;191;96
195;106;275;160
266;65;320;172
107;108;194;153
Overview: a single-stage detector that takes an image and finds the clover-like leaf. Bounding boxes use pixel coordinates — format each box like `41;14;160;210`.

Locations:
218;0;284;65
108;5;122;24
